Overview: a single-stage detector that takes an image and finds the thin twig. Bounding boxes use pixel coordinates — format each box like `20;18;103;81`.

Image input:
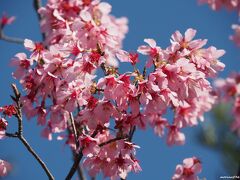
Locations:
128;126;136;142
67;126;86;180
5;132;18;138
0;30;24;44
7;84;54;180
71;149;86;180
33;0;42;21
69;112;79;148
33;0;46;41
19;135;54;180
99;136;128;147
65;148;84;180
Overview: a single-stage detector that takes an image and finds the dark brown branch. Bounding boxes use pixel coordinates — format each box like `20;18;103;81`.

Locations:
75;155;86;180
66;148;84;180
19;135;54;180
128;126;136;142
33;0;42;21
5;132;18;138
0;29;24;44
8;84;54;180
67;125;86;180
99;136;128;147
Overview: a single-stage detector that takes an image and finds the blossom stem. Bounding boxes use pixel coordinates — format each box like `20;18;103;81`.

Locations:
69;112;79;148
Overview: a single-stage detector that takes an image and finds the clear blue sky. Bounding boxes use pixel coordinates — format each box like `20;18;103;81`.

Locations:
1;0;240;179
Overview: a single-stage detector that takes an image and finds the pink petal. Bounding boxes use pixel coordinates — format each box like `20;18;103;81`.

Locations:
144;38;156;48
24;39;36;51
184;28;197;42
98;2;112;14
116;50;130;62
172;30;183;42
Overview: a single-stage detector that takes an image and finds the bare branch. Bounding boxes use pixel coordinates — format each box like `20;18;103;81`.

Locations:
98;136;128;147
19;135;54;180
5;132;18;138
128;126;136;142
8;84;54;180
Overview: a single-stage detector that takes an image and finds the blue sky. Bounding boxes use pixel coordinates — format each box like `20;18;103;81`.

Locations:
1;0;240;179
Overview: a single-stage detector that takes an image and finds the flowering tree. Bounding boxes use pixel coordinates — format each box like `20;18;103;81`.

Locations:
0;0;229;179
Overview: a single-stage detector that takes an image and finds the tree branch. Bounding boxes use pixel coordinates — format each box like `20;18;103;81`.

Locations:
128;126;136;142
8;84;54;180
19;135;54;180
66;125;86;180
98;136;128;147
33;0;46;41
72;151;86;180
0;29;24;44
65;129;99;180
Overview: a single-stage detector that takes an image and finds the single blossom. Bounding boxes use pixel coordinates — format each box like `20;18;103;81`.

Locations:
172;157;202;180
0;159;12;177
0;13;15;28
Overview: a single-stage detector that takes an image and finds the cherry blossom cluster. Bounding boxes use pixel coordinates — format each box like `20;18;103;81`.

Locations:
172;157;202;180
8;25;225;178
0;0;226;179
0;105;16;139
0;105;16;177
38;0;128;67
214;72;240;136
198;0;240;13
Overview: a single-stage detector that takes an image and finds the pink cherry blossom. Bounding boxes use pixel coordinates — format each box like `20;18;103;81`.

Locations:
198;0;240;14
172;157;202;180
0;13;15;28
0;105;16;118
0;159;12;177
10;6;225;177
